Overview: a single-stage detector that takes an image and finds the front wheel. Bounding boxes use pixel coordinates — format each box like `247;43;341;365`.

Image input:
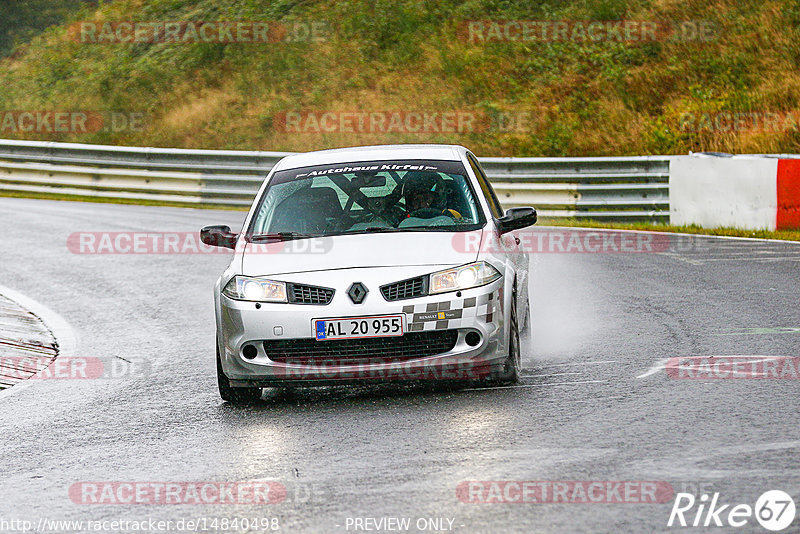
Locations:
217;344;262;403
488;289;521;385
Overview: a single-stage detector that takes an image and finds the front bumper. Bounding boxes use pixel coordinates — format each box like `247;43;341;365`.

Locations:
217;278;506;386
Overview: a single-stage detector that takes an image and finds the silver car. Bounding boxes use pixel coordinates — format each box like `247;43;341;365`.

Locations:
201;145;537;402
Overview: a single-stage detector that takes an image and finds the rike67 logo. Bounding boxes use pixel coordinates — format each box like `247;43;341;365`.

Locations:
668;490;796;531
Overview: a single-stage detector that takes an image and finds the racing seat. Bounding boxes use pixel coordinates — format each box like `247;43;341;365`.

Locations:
269;187;343;234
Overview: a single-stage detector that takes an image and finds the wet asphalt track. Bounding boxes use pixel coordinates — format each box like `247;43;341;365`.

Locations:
0;197;799;533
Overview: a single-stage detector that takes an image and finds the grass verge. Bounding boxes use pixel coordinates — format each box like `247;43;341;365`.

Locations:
539;218;800;242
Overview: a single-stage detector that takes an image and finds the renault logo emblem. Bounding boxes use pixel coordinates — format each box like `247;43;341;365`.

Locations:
347;282;368;304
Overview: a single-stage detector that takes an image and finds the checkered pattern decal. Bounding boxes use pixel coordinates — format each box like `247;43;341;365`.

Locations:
402;290;500;332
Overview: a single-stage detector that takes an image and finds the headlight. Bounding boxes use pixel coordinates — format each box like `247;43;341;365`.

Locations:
429;262;501;294
223;276;287;302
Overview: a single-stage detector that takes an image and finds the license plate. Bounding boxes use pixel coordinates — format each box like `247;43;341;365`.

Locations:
314;315;404;341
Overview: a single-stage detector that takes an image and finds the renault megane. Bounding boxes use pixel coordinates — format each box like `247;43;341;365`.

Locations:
201;144;537;402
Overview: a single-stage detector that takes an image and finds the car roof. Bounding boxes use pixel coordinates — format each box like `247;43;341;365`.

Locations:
272;144;470;172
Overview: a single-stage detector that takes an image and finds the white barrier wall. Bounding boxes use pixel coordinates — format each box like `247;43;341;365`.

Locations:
670;156;779;231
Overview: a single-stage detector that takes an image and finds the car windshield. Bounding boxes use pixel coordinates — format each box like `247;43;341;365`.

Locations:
248;159;485;238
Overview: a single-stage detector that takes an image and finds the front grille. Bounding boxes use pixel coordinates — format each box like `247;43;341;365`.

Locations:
380;276;427;301
287;283;334;305
264;330;458;365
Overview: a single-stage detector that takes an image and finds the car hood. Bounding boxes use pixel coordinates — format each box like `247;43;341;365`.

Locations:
240;230;482;275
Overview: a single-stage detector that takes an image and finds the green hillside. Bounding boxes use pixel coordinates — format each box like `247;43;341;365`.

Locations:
0;0;94;56
0;0;799;156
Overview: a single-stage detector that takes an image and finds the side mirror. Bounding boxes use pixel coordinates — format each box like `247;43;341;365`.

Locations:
200;225;238;249
497;207;537;234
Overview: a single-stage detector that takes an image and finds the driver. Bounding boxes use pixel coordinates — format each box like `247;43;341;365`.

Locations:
402;172;462;219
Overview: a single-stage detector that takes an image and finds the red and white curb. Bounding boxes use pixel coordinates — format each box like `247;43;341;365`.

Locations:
0;284;76;396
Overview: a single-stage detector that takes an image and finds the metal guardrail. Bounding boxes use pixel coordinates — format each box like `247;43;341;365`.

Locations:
0;139;672;221
481;156;670;220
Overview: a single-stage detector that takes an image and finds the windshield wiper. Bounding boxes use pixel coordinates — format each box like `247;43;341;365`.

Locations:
249;232;319;242
344;226;445;235
362;227;401;233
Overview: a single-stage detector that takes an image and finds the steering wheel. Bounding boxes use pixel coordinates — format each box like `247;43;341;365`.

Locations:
408;207;446;219
406;207;464;220
364;197;406;225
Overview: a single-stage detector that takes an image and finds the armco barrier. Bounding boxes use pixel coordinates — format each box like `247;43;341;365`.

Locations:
0;139;671;221
670;154;800;231
480;156;670;220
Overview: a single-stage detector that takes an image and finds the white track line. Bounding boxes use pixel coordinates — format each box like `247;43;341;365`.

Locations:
637;355;787;379
0;284;77;399
521;372;581;378
463;379;606;391
713;328;800;336
529;360;618;368
637;359;669;378
0;284;76;358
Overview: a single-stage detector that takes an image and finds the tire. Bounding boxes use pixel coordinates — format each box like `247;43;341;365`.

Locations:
217;344;262;403
519;296;532;357
520;297;531;337
488;287;521;386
